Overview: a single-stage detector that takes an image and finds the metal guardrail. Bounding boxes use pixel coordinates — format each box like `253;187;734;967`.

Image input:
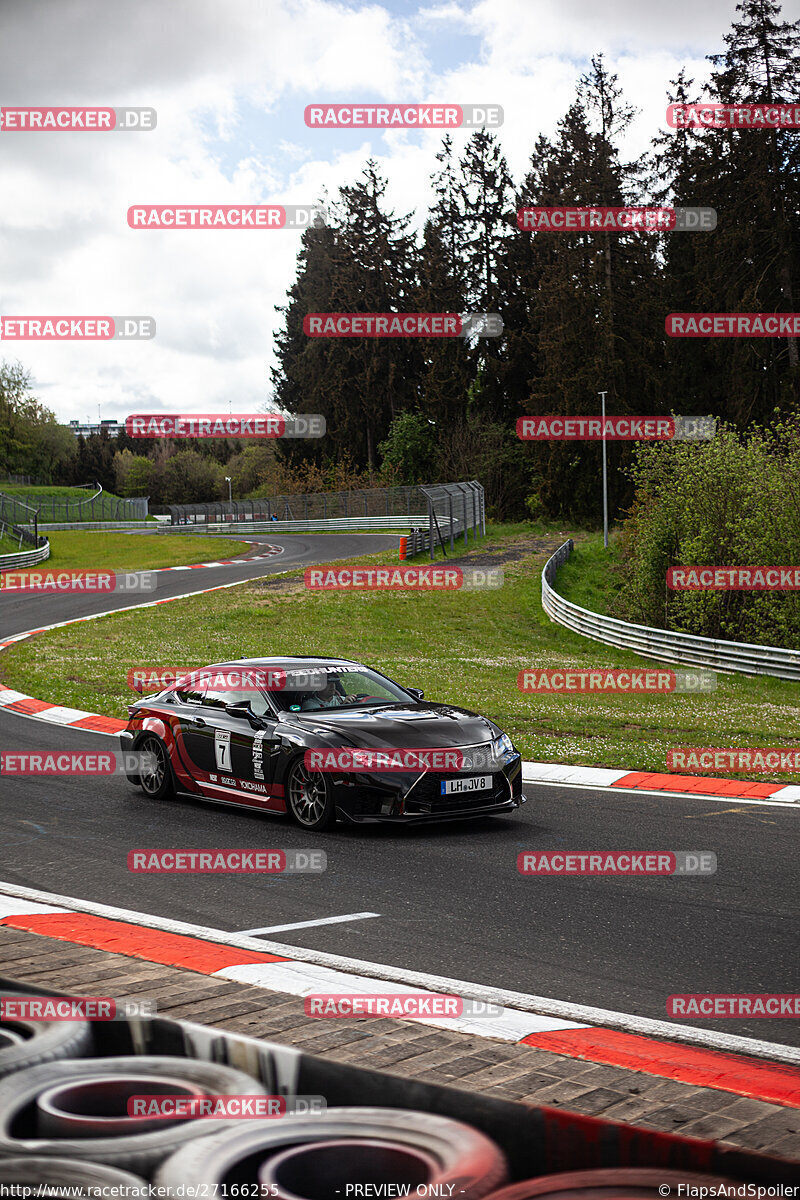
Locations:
38;521;155;531
542;539;800;682
0;524;50;570
163;515;439;534
404;527;431;556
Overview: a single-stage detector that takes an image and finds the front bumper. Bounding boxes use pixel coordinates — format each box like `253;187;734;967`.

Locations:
333;754;524;824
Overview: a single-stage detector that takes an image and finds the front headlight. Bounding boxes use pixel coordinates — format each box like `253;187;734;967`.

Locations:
493;732;515;758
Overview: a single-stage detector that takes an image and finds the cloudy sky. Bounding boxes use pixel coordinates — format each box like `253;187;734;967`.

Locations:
0;0;742;424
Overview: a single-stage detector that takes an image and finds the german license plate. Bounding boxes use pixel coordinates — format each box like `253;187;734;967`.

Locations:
440;775;492;795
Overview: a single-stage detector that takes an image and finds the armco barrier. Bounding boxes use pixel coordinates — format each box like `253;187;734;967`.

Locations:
37;521;155;532
542;540;800;682
0;538;51;570
162;515;438;533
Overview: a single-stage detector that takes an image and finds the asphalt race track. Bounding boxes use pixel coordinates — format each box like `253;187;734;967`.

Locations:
1;534;798;1046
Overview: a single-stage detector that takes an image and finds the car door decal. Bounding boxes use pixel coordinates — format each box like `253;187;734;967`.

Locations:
253;730;266;780
215;729;231;772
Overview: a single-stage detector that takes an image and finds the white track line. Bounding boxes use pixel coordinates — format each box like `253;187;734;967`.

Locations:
1;880;798;1065
239;911;380;936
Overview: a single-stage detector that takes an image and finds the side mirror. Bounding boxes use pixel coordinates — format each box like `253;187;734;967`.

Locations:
224;700;259;724
407;687;424;701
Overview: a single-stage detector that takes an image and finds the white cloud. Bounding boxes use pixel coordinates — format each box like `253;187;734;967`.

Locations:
0;0;745;423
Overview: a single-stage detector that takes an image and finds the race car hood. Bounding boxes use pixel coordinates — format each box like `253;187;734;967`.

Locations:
282;703;501;749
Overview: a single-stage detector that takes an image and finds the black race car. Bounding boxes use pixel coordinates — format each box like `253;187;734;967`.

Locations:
121;656;524;830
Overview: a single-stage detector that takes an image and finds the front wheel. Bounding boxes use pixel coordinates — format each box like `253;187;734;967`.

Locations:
286;758;336;831
137;735;174;802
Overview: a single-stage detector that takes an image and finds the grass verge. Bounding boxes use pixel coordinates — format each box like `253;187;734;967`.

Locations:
20;531;250;572
0;532;22;555
2;523;797;780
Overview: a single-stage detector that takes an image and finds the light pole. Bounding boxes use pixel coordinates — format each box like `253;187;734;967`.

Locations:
225;476;232;504
598;391;608;549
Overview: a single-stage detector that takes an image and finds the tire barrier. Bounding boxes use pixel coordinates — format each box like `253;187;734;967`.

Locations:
0;1156;148;1190
0;1055;268;1176
35;1075;209;1139
0;980;790;1187
0;992;92;1080
153;1108;509;1198
484;1168;740;1198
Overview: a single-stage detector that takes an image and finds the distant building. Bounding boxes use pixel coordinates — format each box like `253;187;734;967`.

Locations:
68;419;125;438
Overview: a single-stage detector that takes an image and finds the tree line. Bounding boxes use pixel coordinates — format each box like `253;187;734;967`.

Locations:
2;1;797;521
273;0;798;522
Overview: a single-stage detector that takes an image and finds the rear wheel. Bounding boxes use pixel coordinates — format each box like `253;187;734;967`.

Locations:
286;758;337;831
137;735;174;802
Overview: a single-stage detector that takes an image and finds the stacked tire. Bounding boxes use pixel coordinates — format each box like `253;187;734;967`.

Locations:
154;1108;508;1198
0;990;746;1195
0;1055;269;1177
0;991;92;1079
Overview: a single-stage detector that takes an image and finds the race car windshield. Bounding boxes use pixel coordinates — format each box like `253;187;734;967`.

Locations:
270;667;412;713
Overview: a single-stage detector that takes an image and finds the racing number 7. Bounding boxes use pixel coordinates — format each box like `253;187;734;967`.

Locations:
215;730;232;772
